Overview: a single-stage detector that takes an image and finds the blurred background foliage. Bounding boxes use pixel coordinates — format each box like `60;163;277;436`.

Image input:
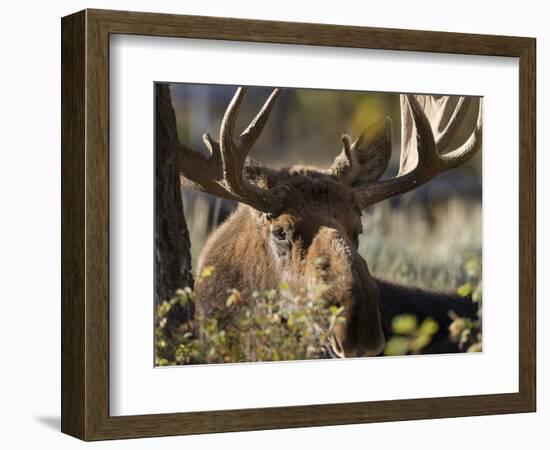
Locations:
161;83;482;362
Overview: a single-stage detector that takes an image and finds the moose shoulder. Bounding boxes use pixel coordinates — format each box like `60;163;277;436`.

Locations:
176;87;482;358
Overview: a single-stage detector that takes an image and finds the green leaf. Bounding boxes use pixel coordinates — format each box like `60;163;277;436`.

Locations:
384;337;409;356
199;265;216;281
457;282;473;297
472;285;482;303
419;318;439;336
391;315;417;335
467;342;482;353
464;258;481;278
409;334;431;352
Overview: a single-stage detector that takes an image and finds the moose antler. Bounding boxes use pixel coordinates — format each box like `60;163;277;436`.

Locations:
353;94;482;207
177;87;286;214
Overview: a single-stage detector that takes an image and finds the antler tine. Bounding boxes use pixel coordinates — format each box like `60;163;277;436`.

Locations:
178;86;285;214
218;87;282;199
220;86;247;160
202;132;220;158
240;88;281;149
353;93;482;208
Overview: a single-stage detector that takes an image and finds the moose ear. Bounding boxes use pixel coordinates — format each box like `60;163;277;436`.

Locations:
328;117;393;187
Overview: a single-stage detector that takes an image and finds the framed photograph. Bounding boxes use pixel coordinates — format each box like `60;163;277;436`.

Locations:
61;9;536;441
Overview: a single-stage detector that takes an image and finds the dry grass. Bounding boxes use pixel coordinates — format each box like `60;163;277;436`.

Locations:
182;191;226;268
361;197;482;292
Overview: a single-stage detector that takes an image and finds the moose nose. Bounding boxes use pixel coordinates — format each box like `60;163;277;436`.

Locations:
330;259;386;358
332;317;385;358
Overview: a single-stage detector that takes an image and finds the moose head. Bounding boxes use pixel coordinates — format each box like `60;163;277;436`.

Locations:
176;87;482;358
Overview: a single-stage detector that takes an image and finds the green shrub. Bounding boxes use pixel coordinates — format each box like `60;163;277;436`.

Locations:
384;315;440;356
157;256;484;364
449;257;483;352
155;267;344;365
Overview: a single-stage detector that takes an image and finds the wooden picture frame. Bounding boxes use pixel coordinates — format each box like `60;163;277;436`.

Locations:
61;8;536;441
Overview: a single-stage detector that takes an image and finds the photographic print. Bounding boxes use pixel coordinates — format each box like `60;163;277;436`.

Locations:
154;83;482;366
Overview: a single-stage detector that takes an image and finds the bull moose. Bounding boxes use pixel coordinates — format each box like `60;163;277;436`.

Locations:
175;87;481;358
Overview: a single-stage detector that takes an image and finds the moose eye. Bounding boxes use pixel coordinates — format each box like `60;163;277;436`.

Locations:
272;228;287;241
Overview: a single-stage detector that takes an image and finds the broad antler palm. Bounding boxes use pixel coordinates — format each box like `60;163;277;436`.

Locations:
352;94;482;207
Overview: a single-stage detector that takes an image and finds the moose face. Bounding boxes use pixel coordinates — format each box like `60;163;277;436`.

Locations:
261;178;385;357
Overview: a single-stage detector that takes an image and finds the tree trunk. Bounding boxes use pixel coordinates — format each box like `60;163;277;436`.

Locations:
155;83;194;330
